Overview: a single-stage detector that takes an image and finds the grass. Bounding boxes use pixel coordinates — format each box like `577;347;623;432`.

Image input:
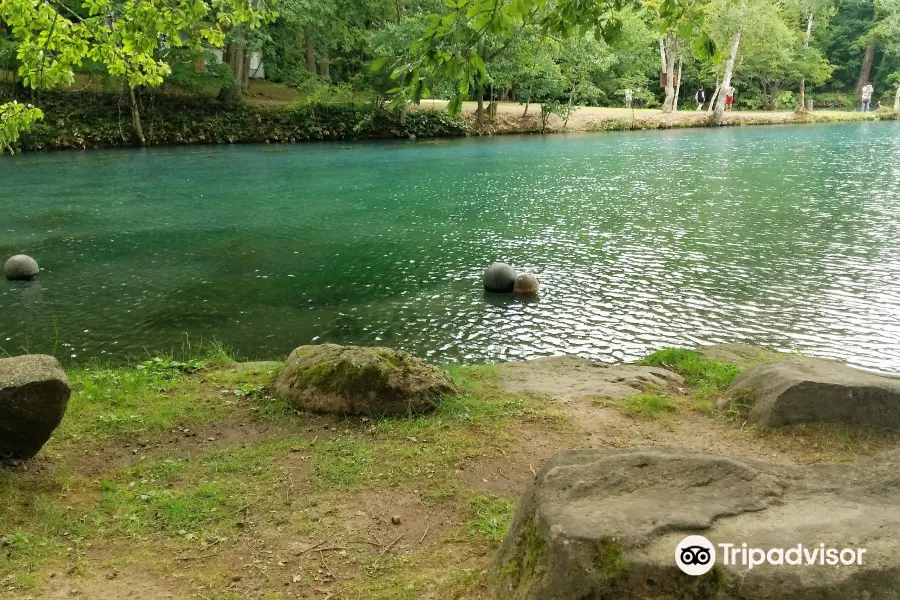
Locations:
467;494;516;545
6;348;898;598
624;394;679;419
60;364;220;442
0;359;540;599
638;348;741;389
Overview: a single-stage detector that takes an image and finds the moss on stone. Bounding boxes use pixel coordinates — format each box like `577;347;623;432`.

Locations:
271;344;457;416
593;536;627;582
498;513;547;590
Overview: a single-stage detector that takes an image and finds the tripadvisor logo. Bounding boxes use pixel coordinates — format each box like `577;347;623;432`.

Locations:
676;535;716;576
675;535;868;576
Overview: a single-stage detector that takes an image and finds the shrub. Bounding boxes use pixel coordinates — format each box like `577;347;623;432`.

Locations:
16;90;469;152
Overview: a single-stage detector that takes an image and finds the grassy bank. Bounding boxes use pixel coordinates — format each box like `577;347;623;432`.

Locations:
6;88;897;153
3;347;899;599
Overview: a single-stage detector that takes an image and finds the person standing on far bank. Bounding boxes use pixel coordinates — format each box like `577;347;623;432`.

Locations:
861;82;874;112
695;88;705;110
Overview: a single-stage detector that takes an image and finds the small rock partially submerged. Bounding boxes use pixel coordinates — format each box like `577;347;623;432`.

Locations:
3;254;39;280
513;273;539;295
494;447;900;600
483;262;518;292
719;356;900;429
270;344;458;416
0;354;71;459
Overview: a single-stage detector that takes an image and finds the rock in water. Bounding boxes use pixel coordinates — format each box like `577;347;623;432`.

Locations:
270;344;458;416
483;262;517;292
4;255;39;280
513;273;539;295
494;447;900;600
718;356;900;429
0;355;71;459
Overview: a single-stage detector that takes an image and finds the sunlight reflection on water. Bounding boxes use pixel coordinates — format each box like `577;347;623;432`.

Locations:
2;122;900;371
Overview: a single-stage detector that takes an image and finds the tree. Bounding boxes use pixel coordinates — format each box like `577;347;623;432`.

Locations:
707;0;748;124
0;99;40;153
732;1;831;109
0;0;272;150
390;0;692;113
784;0;836;110
660;33;680;111
875;0;900;108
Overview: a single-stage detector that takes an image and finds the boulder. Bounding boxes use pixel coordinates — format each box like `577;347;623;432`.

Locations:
499;355;685;401
270;344;458;416
0;355;71;459
4;254;39;280
718;356;900;429
513;273;539;295
494;447;900;600
483;262;518;292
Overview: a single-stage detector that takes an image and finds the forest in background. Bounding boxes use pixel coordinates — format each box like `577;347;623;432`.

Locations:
1;0;899;150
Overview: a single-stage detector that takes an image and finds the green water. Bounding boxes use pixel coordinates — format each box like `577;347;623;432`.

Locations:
2;122;900;371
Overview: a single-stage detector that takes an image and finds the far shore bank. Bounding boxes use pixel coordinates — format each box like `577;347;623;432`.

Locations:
435;100;898;136
7;90;897;154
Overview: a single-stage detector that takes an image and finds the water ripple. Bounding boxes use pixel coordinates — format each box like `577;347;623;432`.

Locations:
2;123;900;372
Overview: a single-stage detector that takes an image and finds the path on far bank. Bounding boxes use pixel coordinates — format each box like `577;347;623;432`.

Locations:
411;99;883;133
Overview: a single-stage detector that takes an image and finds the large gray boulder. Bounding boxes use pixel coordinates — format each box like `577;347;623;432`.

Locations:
0;355;71;459
4;254;39;280
483;262;518;292
718;356;900;429
494;447;900;600
270;344;458;416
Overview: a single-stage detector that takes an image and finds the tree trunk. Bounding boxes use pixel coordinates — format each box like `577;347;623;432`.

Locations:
662;36;677;113
321;52;330;79
396;0;404;21
242;48;251;91
488;83;496;121
708;76;720;113
127;84;146;146
714;29;742;125
233;46;245;92
219;40;245;102
894;84;900;111
523;102;529;116
659;37;667;76
799;12;813;111
476;83;484;126
673;56;683;112
306;31;317;75
856;43;875;95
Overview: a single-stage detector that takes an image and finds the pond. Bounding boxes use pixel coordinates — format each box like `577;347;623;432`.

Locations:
2;122;900;372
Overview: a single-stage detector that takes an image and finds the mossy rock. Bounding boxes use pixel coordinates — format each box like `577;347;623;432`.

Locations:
492;448;780;599
494;447;900;599
270;344;458;416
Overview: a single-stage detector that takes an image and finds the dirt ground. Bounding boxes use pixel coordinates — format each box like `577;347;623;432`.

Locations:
3;353;898;600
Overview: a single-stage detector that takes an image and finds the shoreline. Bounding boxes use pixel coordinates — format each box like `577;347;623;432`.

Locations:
451;102;896;136
9;90;897;154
